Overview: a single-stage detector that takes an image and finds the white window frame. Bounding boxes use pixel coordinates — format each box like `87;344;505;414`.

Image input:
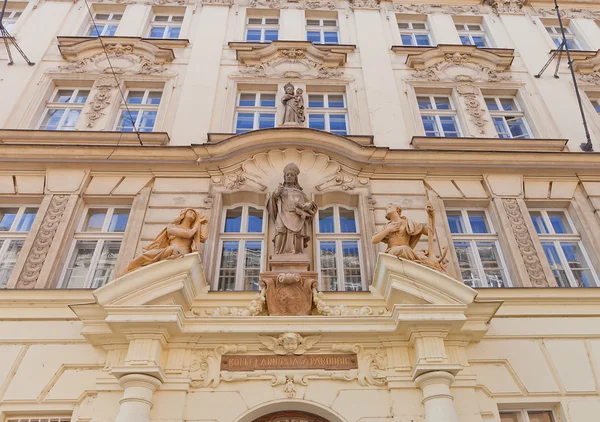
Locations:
455;22;490;47
398;20;433;46
59;206;130;289
234;91;277;133
36;87;91;131
307;92;349;135
530;208;599;287
499;409;556;422
115;89;163;132
148;14;183;39
245;16;279;42
485;95;533;139
545;24;583;50
417;94;463;137
0;205;38;288
447;208;511;288
85;12;122;36
2;9;23;32
306;18;339;44
215;204;267;291
315;205;365;292
6;417;72;422
588;95;600;117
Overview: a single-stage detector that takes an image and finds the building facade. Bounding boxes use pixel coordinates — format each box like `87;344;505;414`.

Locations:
2;0;600;420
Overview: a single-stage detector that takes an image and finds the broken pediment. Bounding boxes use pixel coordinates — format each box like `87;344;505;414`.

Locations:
229;40;350;79
406;44;515;83
55;37;175;75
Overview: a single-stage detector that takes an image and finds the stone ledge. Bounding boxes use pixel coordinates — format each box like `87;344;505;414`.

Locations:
411;136;568;152
0;129;170;146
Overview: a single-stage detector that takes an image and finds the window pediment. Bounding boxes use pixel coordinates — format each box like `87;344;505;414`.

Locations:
55;37;176;75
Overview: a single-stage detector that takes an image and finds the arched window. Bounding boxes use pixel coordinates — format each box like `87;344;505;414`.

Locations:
216;204;266;291
315;204;364;291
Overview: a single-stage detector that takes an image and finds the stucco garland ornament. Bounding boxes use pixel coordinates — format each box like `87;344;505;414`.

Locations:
258;333;322;355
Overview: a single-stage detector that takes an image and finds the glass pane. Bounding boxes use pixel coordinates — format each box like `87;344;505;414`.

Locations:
247;207;263;233
439;116;459;136
95;13;110;20
468;211;490;233
74;90;90;103
260;93;276;107
258;113;275;129
477;241;507;288
40;109;65;130
54;89;75;102
126;91;145;104
530;211;549;234
542;242;570;287
548;211;572;234
149;26;165;38
224;207;242;232
421;115;439;137
108;209;129;232
460;35;471;45
401;34;414;45
91;241;121;288
167;27;181;39
154;15;169;22
412;22;426;30
264;29;279;41
0;240;23;288
104;25;118;36
342;241;361;291
499;98;517;111
454;241;480;287
236;113;254;133
560;242;594;287
434;97;451;110
319;207;335;233
528;411;554;422
329;114;347;135
398;22;410;29
328;94;345;108
415;34;431;46
308;94;325;108
239;93;256;107
146;91;162;105
493;117;511;138
308;114;326;131
84;209;107;232
507;117;530;139
307;31;321;43
243;241;262;291
118;110;138;132
265;18;279;25
323;31;339;43
485;98;499;110
417;96;432;109
63;241;98;288
467;24;482;31
218;241;239;291
499;413;519;422
248;18;262;24
16;208;37;232
0;208;18;231
246;29;261;41
339;207;357;233
139;111;157;132
306;19;320;26
323;20;337;26
320;241;338;291
62;110;81;130
446;211;466;234
471;35;487;47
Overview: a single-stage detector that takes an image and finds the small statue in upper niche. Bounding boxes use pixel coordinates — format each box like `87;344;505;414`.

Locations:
372;203;449;276
123;208;208;275
281;82;305;126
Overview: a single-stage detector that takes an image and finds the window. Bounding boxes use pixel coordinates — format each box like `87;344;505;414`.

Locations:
60;207;129;289
0;206;37;288
398;20;432;46
316;205;363;291
2;9;23;32
37;88;90;131
235;91;276;134
148;14;183;39
86;12;122;36
306;18;339;44
246;16;279;42
447;209;510;288
530;209;598;287
500;410;555;422
588;96;600;116
6;418;71;422
417;95;461;137
217;205;266;291
485;96;532;139
455;23;490;47
545;24;582;50
116;89;162;132
307;92;348;135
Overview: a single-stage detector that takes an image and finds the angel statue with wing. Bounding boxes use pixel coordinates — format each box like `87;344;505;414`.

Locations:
258;333;322;355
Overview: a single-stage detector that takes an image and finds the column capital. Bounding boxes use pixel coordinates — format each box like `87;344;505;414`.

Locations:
414;370;455;389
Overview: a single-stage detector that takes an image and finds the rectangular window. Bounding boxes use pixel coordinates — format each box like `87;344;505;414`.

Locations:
316;205;363;291
485;96;532;139
446;209;510;288
116;89;162;132
235;91;277;134
2;9;23;32
398;20;432;46
417;95;461;137
0;206;38;288
588;96;600;117
246;16;279;42
60;207;129;289
545;24;582;50
217;205;266;291
530;209;598;287
306;18;339;44
500;410;555;422
455;22;490;47
38;87;91;131
6;418;72;422
86;12;122;36
148;14;183;39
307;92;348;135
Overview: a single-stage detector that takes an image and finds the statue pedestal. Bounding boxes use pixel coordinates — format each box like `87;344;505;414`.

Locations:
259;271;318;316
269;253;311;272
279;122;304;127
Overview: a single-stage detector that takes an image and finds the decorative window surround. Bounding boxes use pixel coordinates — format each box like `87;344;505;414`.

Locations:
0;206;38;288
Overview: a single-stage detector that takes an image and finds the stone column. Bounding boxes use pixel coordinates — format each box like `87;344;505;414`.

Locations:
114;373;162;422
414;371;459;422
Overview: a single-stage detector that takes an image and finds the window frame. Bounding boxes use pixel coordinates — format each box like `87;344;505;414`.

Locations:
58;205;130;289
2;9;23;32
245;15;280;43
499;409;556;422
115;88;163;132
6;417;72;422
484;95;533;139
36;87;91;131
315;204;365;292
85;11;122;36
306;91;349;136
544;24;583;50
148;13;184;39
215;204;267;291
530;208;599;287
397;20;433;46
454;22;491;47
0;205;38;288
306;18;340;44
446;208;511;288
234;91;277;134
417;94;463;137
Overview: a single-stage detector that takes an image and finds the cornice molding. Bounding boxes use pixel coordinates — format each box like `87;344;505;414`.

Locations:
411;136;568;152
0;129;169;146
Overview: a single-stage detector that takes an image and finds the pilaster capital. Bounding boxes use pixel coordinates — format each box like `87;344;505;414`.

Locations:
117;373;163;391
111;366;167;384
414;370;455;389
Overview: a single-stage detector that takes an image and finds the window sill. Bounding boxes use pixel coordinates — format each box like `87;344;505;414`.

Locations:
207;129;374;146
549;48;597;61
411;136;567;152
0;129;170;146
393;43;515;57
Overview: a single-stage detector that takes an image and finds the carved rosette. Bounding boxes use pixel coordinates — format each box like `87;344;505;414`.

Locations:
86;78;117;128
17;195;70;287
457;83;488;135
502;198;548;286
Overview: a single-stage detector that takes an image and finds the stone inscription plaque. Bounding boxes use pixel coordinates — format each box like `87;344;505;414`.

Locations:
221;354;358;371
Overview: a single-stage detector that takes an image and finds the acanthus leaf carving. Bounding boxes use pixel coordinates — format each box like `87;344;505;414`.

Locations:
578;71;600;85
86;77;117;128
349;0;379;9
302;0;336;10
190;345;247;388
330;344;387;386
532;7;600;19
457;83;488;135
199;287;267;316
489;0;524;15
314;171;355;192
312;289;381;316
394;3;484;14
409;51;512;83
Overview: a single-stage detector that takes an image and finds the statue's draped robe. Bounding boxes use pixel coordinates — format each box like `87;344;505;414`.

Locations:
282;94;305;124
267;186;314;254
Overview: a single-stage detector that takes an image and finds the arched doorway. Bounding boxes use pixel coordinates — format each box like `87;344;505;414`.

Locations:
253;411;330;422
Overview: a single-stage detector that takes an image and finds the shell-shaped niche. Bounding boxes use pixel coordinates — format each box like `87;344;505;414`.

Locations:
242;149;340;194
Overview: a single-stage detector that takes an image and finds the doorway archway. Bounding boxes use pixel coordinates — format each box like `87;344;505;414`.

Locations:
252;411;329;422
234;399;347;422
